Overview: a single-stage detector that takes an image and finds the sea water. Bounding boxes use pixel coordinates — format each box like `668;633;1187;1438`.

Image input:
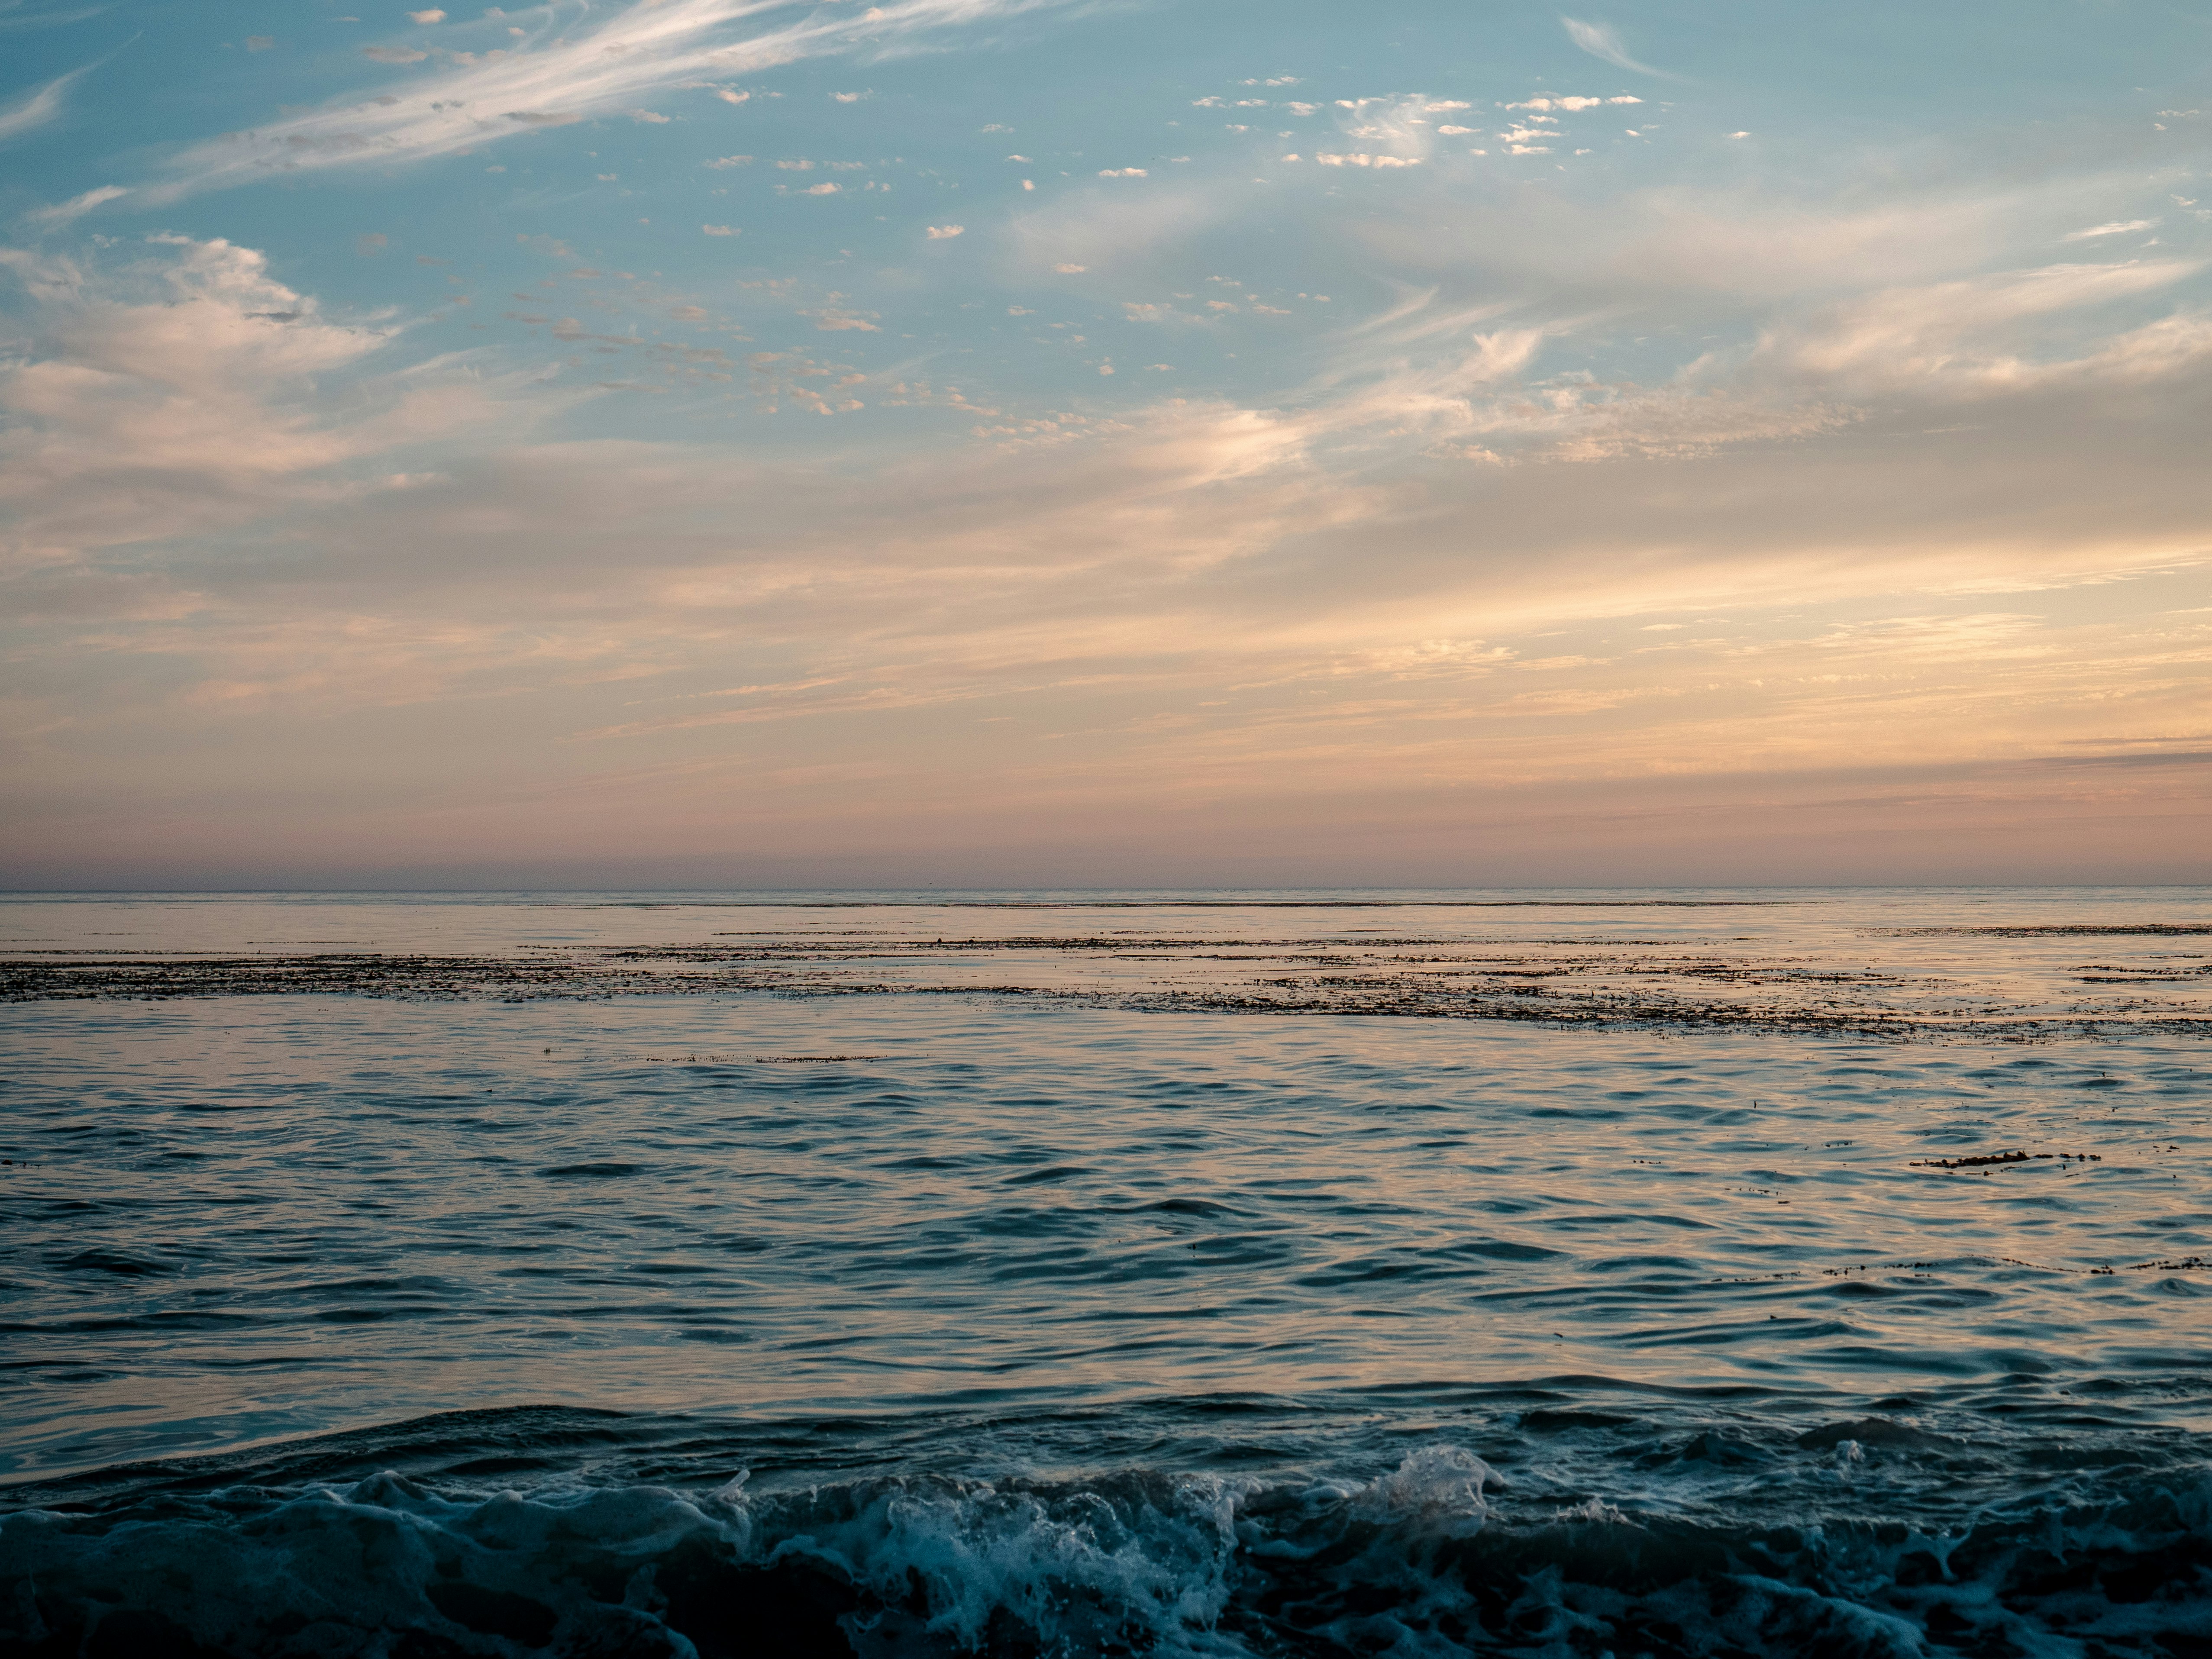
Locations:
2;889;2208;1656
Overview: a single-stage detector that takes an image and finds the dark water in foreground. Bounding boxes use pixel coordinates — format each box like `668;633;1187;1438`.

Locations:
3;890;2209;1656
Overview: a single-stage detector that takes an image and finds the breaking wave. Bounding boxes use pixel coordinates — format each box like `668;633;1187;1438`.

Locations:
7;1435;2212;1656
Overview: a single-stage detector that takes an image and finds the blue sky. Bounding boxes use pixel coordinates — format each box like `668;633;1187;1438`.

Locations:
3;0;2209;886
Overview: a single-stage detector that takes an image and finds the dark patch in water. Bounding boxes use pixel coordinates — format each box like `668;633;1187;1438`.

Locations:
539;1162;643;1178
47;1251;169;1277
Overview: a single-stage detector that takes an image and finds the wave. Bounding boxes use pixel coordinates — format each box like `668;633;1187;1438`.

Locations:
7;1435;2212;1657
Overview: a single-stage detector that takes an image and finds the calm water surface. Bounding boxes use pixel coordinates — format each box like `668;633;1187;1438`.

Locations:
3;890;2209;1657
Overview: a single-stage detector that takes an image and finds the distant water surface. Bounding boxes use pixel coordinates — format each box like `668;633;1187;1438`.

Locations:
3;889;2208;1656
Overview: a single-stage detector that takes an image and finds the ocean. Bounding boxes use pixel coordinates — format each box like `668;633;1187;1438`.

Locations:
3;888;2208;1657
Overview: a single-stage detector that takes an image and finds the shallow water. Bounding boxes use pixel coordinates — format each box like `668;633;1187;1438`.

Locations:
3;890;2209;1656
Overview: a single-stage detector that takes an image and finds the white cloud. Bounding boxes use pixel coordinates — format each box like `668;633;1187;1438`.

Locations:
704;154;753;168
629;109;671;124
1507;95;1635;111
1560;17;1672;77
0;236;533;587
1098;168;1148;178
407;7;445;21
702;223;738;235
925;224;964;238
1054;263;1086;273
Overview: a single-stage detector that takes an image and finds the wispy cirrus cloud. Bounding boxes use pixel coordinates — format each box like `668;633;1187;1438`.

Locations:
0;59;96;143
25;182;126;224
127;0;1076;205
1560;17;1675;78
0;3;108;31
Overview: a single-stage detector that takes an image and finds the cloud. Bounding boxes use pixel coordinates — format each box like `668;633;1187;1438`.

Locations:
1560;17;1673;77
1324;94;1443;164
0;4;110;29
0;236;538;594
702;223;738;235
1506;95;1639;111
1765;259;2212;393
2063;219;2155;241
26;182;127;224
147;0;1085;201
407;7;445;21
1358;177;2098;301
9;224;2209;888
925;224;963;238
0;59;95;142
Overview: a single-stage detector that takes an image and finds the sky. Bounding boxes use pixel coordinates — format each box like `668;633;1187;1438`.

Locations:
2;0;2209;889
